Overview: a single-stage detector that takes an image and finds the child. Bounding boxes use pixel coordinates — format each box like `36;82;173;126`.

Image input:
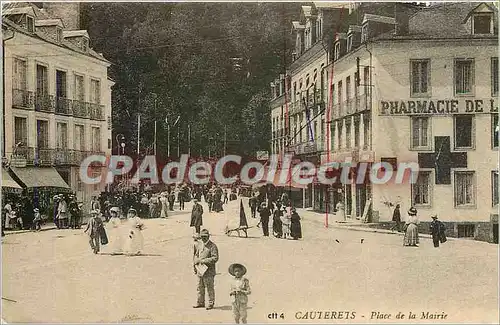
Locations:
84;210;103;254
229;263;251;324
32;208;42;231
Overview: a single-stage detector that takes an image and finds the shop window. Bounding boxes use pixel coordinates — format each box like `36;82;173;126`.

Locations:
457;224;475;238
454;171;475;207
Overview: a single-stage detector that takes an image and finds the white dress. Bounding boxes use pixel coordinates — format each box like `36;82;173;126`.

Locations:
123;216;144;255
106;216;124;254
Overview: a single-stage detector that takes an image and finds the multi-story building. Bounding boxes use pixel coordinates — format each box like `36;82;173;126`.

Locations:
2;2;113;208
270;2;498;243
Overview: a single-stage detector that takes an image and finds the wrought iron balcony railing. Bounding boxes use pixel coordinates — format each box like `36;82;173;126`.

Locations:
88;102;105;121
34;93;55;113
55;97;72;115
72;100;88;118
12;89;34;108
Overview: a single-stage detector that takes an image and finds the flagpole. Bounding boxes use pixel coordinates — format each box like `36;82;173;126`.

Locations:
167;124;170;157
188;124;191;156
177;124;180;157
154;121;157;156
224;125;227;156
137;114;141;155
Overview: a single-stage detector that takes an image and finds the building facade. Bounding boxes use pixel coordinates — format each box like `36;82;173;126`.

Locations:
270;2;498;242
2;3;113;206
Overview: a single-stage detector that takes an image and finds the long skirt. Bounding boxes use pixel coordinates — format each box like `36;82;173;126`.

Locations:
123;228;144;255
403;223;419;246
290;220;302;239
272;217;282;237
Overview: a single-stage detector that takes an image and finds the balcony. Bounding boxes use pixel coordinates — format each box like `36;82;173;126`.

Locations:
11;147;105;166
72;100;88;118
55;97;72;115
12;89;34;109
88;103;105;121
344;99;353;115
35;94;55;113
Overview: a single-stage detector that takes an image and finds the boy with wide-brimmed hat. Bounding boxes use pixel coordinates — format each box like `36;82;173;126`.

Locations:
229;263;251;324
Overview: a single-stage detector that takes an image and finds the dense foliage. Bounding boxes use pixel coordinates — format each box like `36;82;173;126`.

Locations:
81;3;300;159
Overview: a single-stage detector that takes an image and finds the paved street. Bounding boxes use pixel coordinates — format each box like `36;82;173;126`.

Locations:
2;198;498;323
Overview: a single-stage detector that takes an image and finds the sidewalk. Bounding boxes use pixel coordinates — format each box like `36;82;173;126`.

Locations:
3;223;58;236
295;208;446;240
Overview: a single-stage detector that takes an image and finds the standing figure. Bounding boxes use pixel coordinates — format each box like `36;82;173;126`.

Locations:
32;208;42;231
193;229;219;310
168;191;176;211
84;210;104;254
52;195;60;229
140;194;149;218
159;192;169;218
223;189;229;204
403;207;420;247
257;202;271;237
249;196;258;219
123;208;145;255
90;196;101;214
179;187;186;210
4;200;13;230
229;263;251;324
430;215;447;248
106;207;124;254
68;195;80;229
290;207;302;240
190;199;204;234
390;204;402;232
57;195;69;229
272;207;283;238
280;207;292;239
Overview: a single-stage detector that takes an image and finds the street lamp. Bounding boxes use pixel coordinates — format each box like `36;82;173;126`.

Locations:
116;134;125;155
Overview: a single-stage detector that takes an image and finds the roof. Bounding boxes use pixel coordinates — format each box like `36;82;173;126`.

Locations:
292;21;305;29
2;9;110;64
363;14;396;25
2;6;35;16
407;2;483;37
2;169;22;190
314;2;350;9
348;25;362;33
63;30;89;39
35;19;64;28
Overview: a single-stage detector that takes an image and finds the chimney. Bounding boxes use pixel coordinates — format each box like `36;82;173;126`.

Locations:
394;3;410;35
42;2;81;30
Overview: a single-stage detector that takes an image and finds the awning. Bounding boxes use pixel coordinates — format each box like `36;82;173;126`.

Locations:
10;167;70;189
2;169;22;189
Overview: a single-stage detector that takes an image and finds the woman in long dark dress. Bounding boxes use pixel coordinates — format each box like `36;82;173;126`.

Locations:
272;207;283;238
290;208;302;240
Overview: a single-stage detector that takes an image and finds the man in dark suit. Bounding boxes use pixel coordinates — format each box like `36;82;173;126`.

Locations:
430;215;446;247
193;229;219;310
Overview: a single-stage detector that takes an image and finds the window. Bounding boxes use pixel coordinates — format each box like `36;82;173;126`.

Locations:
82;38;89;52
354;117;360;147
14;117;27;147
363;113;370;149
354;72;359;98
492;171;499;206
36;64;48;95
334;42;340;61
412;171;431;205
56;70;67;99
346;77;351;103
36;120;49;148
74;74;85;101
337;81;342;105
74;125;85;151
410;59;430;96
492;114;499;149
321;119;325;147
347;34;353;52
492;57;498;96
454;59;474;95
454;171;475;206
56;122;68;149
473;13;493;34
337;120;343;150
457;224;475;238
330;122;335;150
345;119;351;149
411;117;429;149
90;79;101;104
361;24;368;42
313;121;317;142
454;115;474;149
26;16;34;32
108;139;111;150
56;27;63;42
13;58;27;90
363;66;370;93
91;127;101;152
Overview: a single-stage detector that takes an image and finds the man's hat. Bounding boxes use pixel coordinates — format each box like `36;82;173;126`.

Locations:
128;208;137;213
193;198;199;203
200;229;210;237
431;215;438;219
408;207;418;215
110;207;120;213
34;208;39;212
228;263;247;276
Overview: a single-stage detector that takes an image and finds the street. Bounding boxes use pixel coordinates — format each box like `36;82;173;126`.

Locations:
2;198;498;323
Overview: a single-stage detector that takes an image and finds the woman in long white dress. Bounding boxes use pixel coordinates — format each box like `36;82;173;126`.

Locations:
159;192;169;218
123;208;145;255
106;207;124;254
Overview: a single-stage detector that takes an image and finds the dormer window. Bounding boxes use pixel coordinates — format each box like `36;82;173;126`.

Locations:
473;13;493;34
26;16;34;32
347;34;353;52
334;42;340;61
56;27;63;43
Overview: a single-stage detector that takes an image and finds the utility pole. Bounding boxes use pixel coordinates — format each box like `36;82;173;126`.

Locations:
153;94;157;156
177;124;180;157
223;125;227;156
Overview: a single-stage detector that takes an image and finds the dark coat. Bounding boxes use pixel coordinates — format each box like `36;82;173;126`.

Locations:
430;219;447;243
193;240;219;277
392;207;401;222
190;203;203;227
290;211;302;239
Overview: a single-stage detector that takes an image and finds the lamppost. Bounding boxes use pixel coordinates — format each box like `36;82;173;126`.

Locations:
116;134;125;155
